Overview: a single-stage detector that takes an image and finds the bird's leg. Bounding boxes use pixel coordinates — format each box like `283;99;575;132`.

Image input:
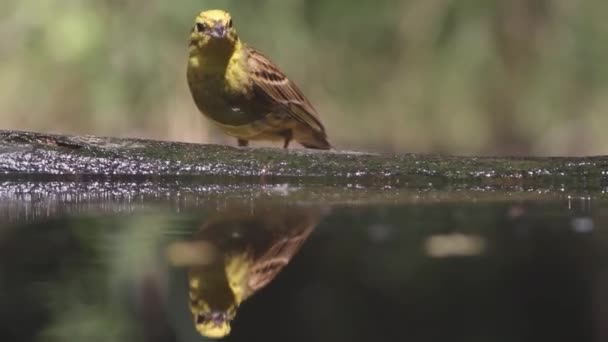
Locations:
282;130;293;149
237;139;249;147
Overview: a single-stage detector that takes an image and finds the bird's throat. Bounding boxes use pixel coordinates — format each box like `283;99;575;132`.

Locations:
189;39;240;75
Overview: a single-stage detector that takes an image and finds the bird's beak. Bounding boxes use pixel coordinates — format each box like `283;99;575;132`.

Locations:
209;22;226;39
210;311;228;326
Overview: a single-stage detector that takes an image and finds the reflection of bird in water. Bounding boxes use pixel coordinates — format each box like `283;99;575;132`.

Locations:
166;205;327;338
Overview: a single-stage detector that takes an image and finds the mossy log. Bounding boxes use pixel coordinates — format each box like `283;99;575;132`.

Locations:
0;130;607;189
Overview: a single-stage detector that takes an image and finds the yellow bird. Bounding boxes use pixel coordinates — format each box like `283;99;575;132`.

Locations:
186;9;331;149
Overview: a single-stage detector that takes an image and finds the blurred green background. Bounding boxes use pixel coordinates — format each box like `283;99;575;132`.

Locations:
2;0;608;155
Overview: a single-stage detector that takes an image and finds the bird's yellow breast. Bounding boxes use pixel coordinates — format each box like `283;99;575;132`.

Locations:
187;42;268;129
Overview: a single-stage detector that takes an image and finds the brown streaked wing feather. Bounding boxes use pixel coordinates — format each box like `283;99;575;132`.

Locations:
246;223;315;293
246;47;326;134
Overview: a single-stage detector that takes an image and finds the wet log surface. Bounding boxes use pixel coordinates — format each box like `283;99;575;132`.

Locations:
0;130;606;189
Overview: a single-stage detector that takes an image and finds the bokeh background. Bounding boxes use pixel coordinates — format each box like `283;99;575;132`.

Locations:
2;0;608;155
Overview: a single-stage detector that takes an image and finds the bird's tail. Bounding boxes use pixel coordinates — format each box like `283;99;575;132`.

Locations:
296;129;332;150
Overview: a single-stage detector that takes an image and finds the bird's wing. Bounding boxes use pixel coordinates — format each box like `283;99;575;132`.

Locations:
246;222;316;293
246;47;326;134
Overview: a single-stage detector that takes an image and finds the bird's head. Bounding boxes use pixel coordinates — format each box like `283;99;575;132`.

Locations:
188;267;240;339
190;10;239;50
191;307;237;339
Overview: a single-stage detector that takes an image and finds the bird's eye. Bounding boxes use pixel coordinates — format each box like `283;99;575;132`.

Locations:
195;23;206;32
227;19;233;28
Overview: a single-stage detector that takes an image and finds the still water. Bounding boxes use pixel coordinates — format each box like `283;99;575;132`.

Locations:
0;181;606;342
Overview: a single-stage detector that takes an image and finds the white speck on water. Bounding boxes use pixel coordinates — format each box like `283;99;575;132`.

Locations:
269;184;291;196
424;233;486;258
571;217;593;233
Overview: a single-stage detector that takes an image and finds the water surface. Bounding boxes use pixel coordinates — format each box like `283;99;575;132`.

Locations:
0;180;606;342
